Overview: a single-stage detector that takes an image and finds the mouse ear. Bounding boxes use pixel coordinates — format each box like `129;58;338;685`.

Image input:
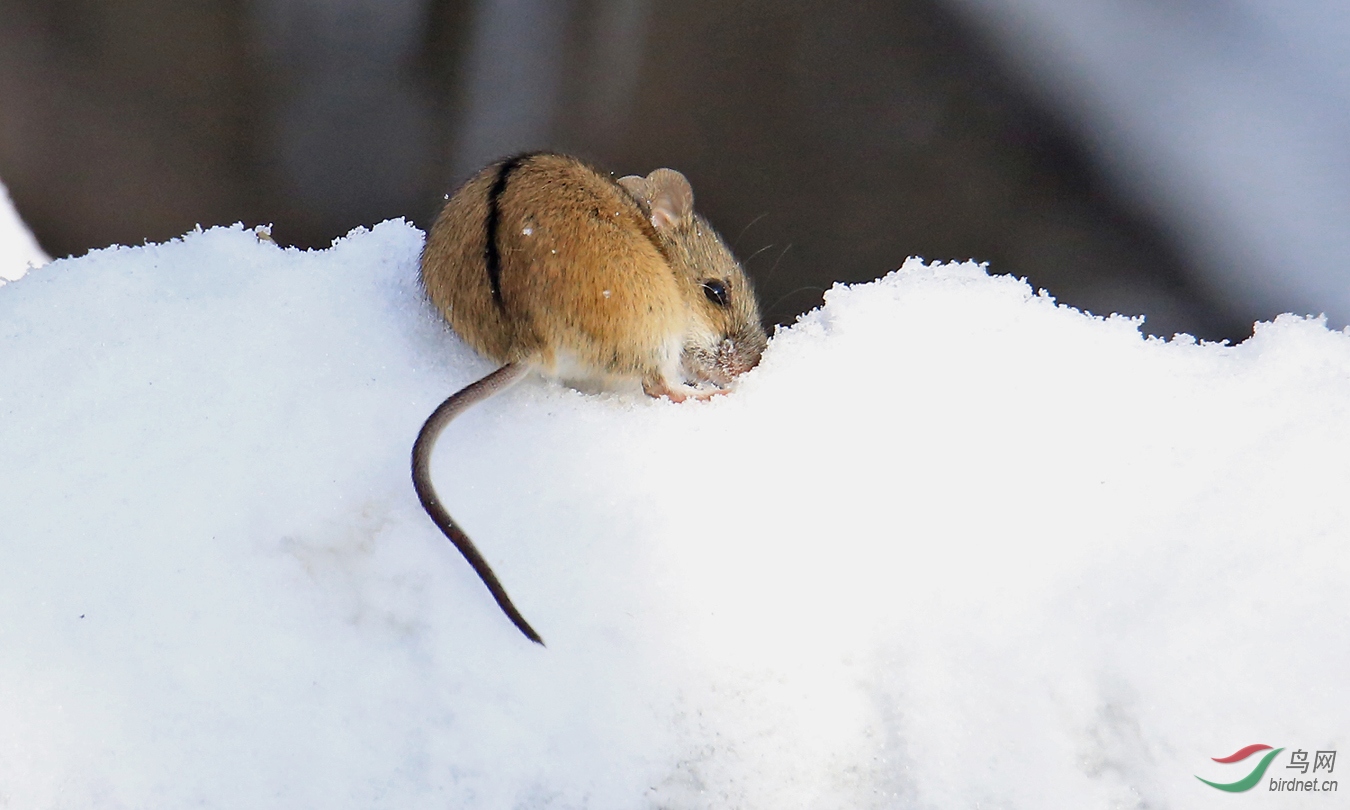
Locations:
616;175;649;200
643;169;694;231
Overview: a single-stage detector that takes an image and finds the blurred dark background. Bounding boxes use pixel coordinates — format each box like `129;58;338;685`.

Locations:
0;0;1253;338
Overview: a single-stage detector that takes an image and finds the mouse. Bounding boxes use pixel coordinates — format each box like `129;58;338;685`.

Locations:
412;151;768;645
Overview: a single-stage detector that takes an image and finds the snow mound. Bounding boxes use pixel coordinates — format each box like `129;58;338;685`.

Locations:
0;179;49;282
1;220;1346;808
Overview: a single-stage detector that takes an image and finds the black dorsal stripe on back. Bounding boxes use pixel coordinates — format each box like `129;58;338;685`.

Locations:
484;153;531;309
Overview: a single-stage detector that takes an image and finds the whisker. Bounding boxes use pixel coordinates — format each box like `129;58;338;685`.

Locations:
767;284;827;320
743;242;777;265
734;212;769;248
764;243;793;286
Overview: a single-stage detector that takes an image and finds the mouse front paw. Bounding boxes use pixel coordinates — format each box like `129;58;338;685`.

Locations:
641;376;728;402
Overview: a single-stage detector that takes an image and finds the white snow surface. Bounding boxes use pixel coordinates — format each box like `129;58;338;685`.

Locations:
1;220;1347;808
0;178;48;282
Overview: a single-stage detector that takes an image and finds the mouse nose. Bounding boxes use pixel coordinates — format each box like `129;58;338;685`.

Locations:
718;336;757;377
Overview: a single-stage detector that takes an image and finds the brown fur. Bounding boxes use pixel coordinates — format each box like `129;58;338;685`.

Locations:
421;152;766;397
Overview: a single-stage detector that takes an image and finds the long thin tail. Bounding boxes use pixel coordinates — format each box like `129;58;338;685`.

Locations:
411;363;543;645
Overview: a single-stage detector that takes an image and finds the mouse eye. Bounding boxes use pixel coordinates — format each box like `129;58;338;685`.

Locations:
702;279;729;307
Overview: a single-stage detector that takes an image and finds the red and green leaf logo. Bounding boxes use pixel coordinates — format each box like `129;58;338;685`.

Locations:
1197;744;1285;792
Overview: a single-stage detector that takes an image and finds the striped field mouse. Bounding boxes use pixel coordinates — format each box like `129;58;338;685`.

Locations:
413;151;767;644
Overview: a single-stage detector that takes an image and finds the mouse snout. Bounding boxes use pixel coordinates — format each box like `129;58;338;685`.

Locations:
717;335;761;378
683;329;766;387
